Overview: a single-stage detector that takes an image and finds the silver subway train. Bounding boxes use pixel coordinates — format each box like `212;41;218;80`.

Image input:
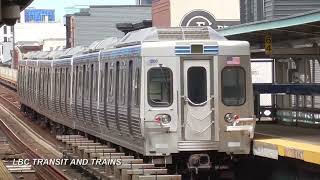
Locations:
18;27;255;170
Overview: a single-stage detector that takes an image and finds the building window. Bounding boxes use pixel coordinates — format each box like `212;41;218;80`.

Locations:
4;37;7;42
3;26;7;34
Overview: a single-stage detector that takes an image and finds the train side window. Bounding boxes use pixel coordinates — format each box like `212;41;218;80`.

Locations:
134;68;140;106
147;67;173;107
187;67;207;105
222;67;246;106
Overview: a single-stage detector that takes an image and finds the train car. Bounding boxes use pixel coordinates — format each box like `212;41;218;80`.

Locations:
18;27;255;172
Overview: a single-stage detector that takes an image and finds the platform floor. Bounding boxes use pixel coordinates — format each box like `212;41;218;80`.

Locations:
254;124;320;165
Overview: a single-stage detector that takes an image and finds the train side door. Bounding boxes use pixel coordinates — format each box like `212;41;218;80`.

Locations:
183;59;214;141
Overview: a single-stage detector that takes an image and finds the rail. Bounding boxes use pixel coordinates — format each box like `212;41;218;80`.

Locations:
0;119;69;180
0;85;69;180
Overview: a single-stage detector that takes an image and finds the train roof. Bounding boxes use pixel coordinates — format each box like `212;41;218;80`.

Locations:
21;27;229;61
118;26;226;46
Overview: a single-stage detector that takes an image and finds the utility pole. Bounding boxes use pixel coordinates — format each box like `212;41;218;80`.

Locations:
11;24;16;69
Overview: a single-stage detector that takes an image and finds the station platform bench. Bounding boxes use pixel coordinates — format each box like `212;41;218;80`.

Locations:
253;124;320;165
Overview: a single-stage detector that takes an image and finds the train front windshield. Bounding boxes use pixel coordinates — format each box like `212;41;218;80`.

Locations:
221;67;246;106
147;67;173;107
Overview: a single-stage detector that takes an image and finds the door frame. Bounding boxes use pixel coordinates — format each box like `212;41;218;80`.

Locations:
180;56;215;141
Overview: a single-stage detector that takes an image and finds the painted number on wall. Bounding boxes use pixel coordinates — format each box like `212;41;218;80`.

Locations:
265;35;272;55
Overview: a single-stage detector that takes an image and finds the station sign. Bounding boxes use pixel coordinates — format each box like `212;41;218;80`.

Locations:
265;35;272;55
180;10;238;29
181;10;217;28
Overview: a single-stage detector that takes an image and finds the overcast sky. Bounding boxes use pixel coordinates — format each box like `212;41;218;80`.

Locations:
29;0;135;20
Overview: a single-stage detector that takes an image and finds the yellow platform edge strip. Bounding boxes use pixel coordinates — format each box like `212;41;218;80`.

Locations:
254;138;320;165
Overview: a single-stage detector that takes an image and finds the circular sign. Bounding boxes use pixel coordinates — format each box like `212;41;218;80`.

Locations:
180;10;217;29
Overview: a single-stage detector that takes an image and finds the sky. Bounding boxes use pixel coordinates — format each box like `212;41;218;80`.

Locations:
29;0;135;21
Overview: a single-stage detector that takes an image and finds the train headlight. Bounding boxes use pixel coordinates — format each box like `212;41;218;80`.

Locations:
224;113;239;123
224;113;233;123
155;114;171;125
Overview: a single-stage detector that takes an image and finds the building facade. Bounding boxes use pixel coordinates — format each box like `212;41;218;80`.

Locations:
152;0;240;29
24;8;55;23
240;0;320;23
65;5;151;47
0;8;65;65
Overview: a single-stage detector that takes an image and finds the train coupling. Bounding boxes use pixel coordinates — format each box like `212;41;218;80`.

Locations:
187;154;211;174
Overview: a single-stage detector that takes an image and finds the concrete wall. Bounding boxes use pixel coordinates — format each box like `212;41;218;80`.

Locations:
170;0;240;26
15;22;65;42
153;0;240;29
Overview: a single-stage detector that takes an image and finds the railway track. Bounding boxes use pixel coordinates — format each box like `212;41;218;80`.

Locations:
0;86;69;179
0;80;182;180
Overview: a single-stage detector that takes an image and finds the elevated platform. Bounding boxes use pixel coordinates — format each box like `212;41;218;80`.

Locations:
254;124;320;165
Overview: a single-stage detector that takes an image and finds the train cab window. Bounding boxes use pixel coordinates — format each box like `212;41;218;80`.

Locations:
148;67;173;107
222;67;246;106
187;67;207;105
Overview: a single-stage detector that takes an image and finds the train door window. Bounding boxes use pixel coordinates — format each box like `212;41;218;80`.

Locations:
75;66;79;118
134;68;140;106
58;68;62;102
33;67;36;102
41;68;44;105
119;67;123;104
222;67;246;106
147;67;173;107
102;63;108;102
108;68;114;102
66;67;69;100
82;65;86;99
120;63;126;105
47;68;50;105
61;68;64;100
187;67;207;105
90;64;94;101
122;65;127;104
42;68;45;101
115;62;120;104
85;65;89;100
94;63;98;101
128;61;133;106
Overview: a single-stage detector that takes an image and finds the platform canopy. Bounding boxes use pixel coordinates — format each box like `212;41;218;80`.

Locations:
217;9;320;58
